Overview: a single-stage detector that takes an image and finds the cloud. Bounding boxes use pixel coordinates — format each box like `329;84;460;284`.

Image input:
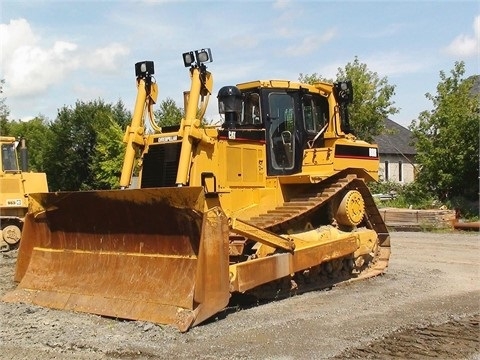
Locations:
0;18;37;57
273;0;291;10
284;29;336;57
362;22;407;39
271;0;304;39
85;43;130;72
140;0;181;3
1;18;79;97
19;116;35;122
360;52;428;77
313;52;429;81
214;61;265;84
444;15;480;58
1;18;130;100
313;63;339;81
219;34;259;51
72;83;107;102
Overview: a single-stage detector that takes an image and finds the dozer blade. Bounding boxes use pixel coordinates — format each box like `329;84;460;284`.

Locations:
3;187;230;332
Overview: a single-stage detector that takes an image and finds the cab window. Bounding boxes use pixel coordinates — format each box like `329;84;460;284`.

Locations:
240;92;261;126
1;144;18;171
302;94;328;134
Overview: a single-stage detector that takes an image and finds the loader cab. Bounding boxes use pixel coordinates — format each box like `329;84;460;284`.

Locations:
0;139;20;173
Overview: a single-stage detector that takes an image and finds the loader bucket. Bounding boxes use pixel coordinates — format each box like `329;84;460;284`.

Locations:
3;187;231;332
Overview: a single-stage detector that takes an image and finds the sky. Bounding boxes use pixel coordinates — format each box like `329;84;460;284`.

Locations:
1;0;479;128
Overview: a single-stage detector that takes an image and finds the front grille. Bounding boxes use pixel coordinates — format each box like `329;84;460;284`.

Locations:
140;143;181;188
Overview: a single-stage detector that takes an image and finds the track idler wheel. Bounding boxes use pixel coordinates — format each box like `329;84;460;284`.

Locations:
335;190;365;227
2;224;21;245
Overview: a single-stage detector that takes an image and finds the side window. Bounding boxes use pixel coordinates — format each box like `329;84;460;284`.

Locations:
314;96;328;131
241;93;261;126
302;95;316;133
303;94;329;135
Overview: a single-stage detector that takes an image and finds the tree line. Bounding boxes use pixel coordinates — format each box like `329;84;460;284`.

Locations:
0;60;478;216
0;96;183;191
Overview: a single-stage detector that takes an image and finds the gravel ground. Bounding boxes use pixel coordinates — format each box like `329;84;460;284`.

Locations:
0;231;479;359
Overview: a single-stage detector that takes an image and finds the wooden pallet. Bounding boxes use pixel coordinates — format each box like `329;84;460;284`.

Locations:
378;207;456;231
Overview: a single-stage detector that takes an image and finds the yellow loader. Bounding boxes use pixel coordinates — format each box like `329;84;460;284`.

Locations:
0;137;48;251
4;49;390;332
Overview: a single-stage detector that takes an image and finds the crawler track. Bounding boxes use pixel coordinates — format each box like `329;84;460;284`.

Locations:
241;174;391;294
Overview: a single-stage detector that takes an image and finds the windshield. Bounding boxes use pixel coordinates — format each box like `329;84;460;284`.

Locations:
1;143;19;171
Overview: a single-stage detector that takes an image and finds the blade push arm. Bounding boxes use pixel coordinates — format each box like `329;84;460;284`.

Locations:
119;62;158;189
176;49;215;186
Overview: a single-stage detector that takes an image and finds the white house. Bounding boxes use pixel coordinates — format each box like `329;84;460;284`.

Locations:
373;119;417;183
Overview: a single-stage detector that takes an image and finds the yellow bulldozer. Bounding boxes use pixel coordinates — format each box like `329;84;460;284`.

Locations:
4;49;390;332
0;137;48;251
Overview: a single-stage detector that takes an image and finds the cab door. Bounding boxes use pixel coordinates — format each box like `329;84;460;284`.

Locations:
265;91;303;176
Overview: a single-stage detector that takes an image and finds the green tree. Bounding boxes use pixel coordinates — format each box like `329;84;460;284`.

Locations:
298;73;332;84
111;100;132;130
5;116;51;172
153;97;183;127
44;100;129;191
299;57;399;142
0;79;10;135
410;62;479;204
0;118;9;136
89;100;131;189
90;115;125;189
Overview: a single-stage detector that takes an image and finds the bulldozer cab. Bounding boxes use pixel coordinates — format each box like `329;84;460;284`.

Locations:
229;81;339;177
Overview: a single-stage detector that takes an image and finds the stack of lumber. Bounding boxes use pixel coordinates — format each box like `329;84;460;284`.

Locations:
378;207;456;231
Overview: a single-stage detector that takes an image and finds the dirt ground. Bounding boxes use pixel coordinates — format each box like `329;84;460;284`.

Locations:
0;231;479;359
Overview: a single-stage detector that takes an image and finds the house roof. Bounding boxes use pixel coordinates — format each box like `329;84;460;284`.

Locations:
374;76;479;157
374;119;416;155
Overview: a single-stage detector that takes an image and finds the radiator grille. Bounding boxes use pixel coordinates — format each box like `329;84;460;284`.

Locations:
141;143;181;188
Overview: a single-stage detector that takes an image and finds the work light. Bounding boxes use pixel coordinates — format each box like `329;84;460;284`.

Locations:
182;48;213;67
